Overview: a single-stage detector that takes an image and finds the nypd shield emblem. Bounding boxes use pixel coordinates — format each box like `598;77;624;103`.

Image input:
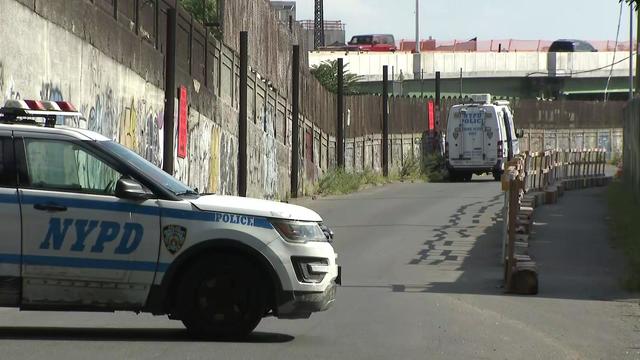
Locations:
485;127;494;139
163;225;187;254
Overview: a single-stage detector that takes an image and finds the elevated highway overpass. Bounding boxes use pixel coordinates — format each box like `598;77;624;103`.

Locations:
309;51;634;99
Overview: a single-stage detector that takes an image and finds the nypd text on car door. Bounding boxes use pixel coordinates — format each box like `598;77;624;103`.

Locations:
16;132;161;308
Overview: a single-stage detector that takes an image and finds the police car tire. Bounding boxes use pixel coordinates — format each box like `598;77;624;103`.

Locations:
176;254;267;339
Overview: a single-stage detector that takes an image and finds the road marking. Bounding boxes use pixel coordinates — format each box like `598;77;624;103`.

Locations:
410;194;503;266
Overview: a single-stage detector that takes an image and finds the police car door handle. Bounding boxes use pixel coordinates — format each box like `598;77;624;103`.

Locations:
33;202;68;212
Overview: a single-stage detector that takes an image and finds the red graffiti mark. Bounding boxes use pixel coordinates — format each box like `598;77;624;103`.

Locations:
428;101;435;131
178;86;188;159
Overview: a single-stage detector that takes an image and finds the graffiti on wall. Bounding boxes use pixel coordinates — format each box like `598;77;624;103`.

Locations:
220;131;237;195
40;82;64;102
188;112;213;193
133;99;163;167
209;126;221;193
77;88;164;167
261;102;278;199
0;64;21;102
82;89;119;141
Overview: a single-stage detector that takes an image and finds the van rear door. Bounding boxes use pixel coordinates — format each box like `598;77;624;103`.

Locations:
460;107;486;165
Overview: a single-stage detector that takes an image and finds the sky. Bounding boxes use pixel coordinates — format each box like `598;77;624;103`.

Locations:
293;0;634;42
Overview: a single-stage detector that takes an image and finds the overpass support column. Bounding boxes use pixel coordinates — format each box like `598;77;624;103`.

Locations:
413;53;421;81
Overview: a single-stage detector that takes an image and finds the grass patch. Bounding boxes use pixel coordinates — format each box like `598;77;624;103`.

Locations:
421;153;449;182
399;154;422;180
315;153;449;196
316;169;388;195
607;181;640;291
397;153;449;182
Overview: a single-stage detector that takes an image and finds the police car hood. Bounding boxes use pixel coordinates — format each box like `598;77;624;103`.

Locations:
190;195;322;222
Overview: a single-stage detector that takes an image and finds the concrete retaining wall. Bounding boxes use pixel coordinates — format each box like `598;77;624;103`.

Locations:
520;128;623;160
1;0;431;201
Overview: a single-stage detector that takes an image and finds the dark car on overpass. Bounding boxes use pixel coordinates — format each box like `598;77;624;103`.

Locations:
548;39;597;52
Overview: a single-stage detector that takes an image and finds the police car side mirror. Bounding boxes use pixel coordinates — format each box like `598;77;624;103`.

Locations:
115;178;152;201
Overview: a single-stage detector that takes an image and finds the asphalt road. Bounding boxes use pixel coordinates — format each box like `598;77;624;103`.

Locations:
0;177;638;360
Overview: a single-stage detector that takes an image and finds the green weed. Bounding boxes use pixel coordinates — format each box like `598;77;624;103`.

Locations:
607;181;640;291
316;169;388;195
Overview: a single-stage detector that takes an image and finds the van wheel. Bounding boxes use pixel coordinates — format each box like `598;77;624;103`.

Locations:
493;171;503;181
176;254;267;339
463;173;473;182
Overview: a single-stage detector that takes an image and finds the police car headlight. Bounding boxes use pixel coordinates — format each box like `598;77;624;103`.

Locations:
270;219;328;243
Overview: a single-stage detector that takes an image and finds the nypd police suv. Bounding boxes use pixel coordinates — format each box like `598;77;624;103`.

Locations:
0;99;340;338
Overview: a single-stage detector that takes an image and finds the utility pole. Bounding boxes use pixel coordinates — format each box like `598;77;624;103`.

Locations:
415;0;420;54
314;0;325;50
631;2;634;100
636;3;640;95
435;71;441;129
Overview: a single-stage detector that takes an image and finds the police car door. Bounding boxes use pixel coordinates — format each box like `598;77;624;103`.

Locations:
0;131;20;306
16;132;161;308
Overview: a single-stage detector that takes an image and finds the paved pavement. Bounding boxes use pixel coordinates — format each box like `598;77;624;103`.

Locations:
0;177;637;359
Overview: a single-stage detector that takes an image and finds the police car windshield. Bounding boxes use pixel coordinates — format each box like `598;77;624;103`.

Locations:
100;141;197;197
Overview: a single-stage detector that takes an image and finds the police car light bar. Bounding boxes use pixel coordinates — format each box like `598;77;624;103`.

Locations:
0;99;82;127
469;94;492;104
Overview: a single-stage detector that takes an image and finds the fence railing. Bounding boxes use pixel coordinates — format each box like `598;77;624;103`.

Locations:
500;149;609;295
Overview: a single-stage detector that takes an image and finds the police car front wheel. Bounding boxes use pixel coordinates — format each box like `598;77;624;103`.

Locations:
176;254;268;339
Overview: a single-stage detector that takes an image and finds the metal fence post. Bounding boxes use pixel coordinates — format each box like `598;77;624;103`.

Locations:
383;65;389;177
291;45;300;198
337;58;345;169
162;7;177;175
238;31;248;197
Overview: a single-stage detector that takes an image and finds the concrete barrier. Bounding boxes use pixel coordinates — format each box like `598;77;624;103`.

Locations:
500;148;609;295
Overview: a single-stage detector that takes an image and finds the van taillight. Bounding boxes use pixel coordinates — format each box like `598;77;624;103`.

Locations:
497;141;504;158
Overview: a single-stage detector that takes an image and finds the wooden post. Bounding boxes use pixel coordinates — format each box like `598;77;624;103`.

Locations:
505;177;518;291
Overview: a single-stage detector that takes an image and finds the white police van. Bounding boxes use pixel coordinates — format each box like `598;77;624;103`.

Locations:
445;94;522;181
0;99;340;338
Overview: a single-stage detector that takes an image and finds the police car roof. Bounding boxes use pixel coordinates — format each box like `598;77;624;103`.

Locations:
0;122;111;141
0;100;111;141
